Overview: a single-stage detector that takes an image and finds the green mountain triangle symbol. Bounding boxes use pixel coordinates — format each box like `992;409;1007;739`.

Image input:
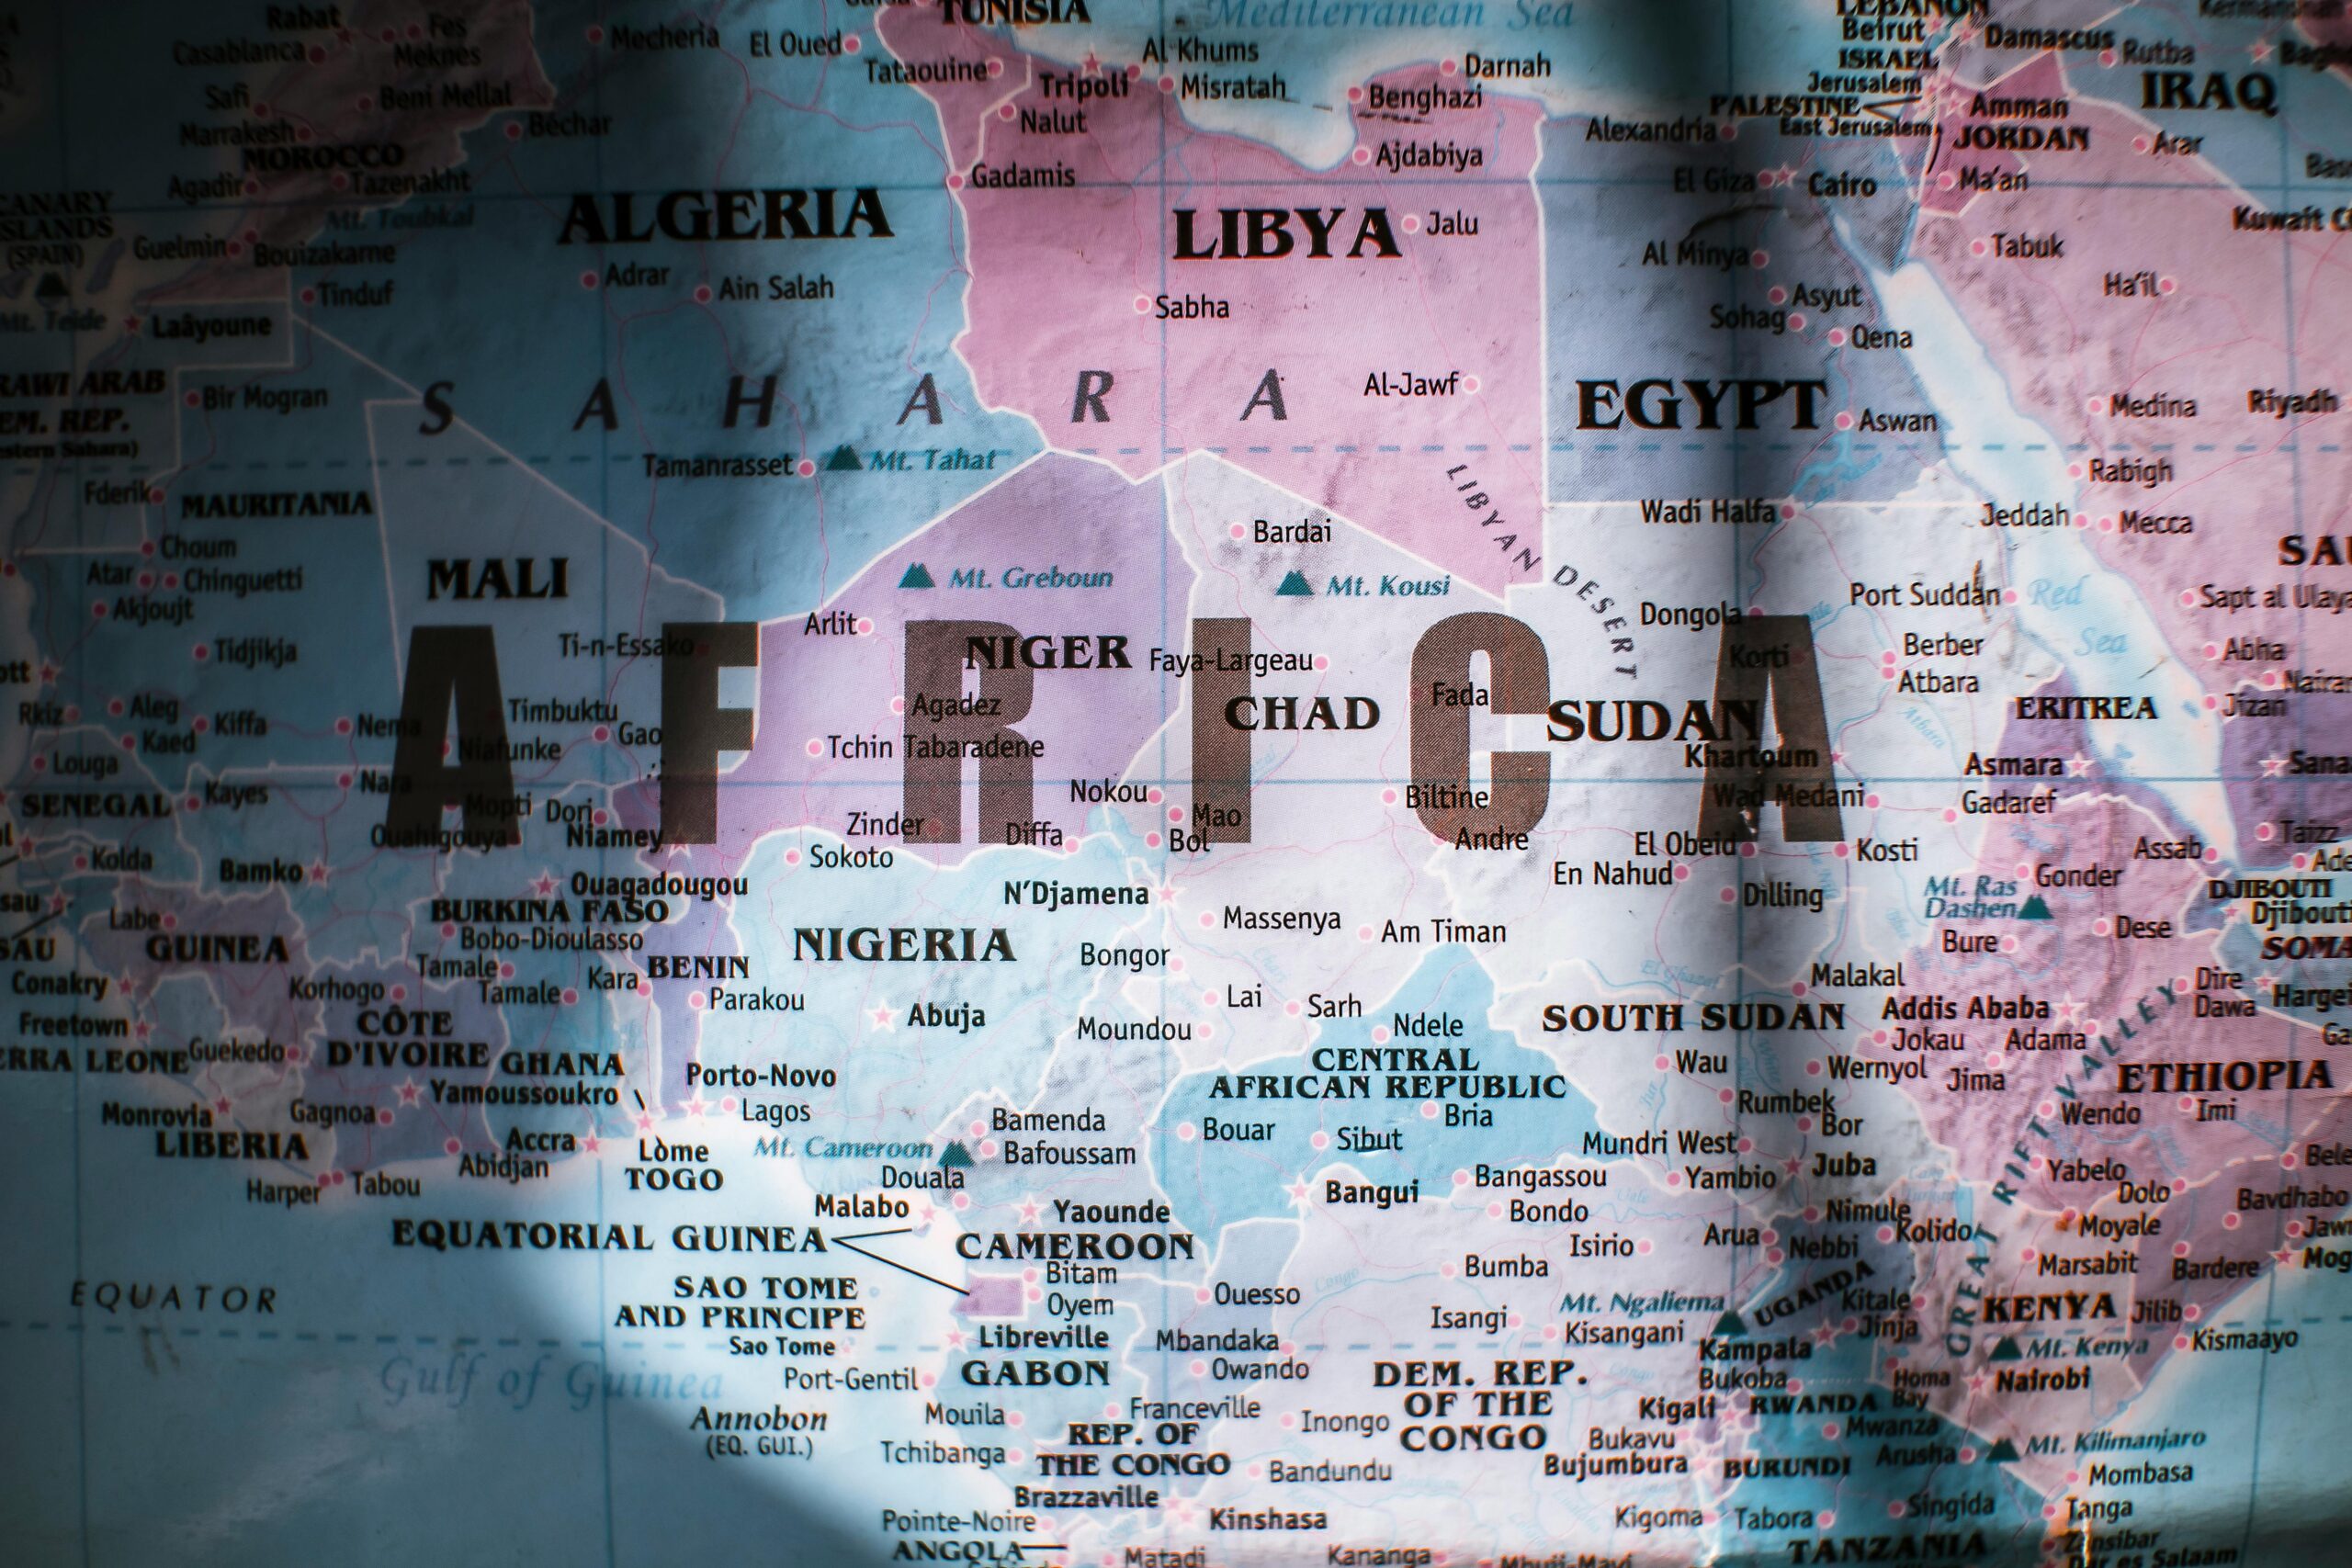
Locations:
1275;570;1314;596
899;563;935;589
939;1140;974;1168
1711;1310;1747;1338
1984;1438;2020;1462
1989;1336;2023;1362
824;444;863;471
2017;894;2052;920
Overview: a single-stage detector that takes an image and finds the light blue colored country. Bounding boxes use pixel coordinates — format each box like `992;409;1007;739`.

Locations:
1714;1314;2047;1565
1153;947;1601;1237
716;829;1156;1202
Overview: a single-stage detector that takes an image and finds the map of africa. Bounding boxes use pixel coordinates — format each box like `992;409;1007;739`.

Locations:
5;0;2352;1563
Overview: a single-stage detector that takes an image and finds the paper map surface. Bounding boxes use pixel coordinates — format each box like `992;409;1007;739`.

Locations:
5;0;2352;1563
